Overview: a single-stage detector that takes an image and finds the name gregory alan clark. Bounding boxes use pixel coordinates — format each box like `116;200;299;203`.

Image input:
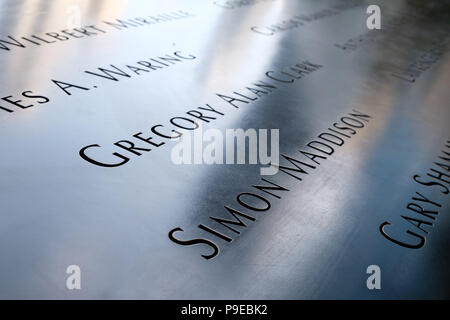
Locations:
79;59;323;167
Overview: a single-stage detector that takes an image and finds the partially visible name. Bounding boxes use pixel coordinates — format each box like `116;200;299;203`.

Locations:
391;37;449;83
0;10;193;53
380;139;450;248
250;1;361;36
0;50;197;114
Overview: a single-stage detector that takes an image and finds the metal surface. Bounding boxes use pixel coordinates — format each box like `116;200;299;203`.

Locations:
0;0;449;299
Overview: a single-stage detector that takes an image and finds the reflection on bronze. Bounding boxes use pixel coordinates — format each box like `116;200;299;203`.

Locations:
0;0;449;299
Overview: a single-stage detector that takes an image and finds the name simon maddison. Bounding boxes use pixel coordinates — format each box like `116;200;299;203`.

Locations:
169;109;373;259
